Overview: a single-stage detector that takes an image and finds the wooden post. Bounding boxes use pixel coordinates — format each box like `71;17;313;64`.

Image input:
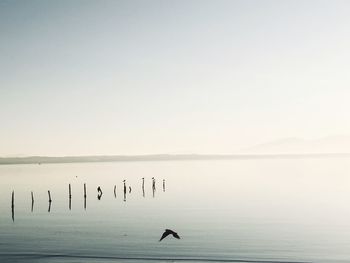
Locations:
48;190;52;202
114;185;116;198
68;184;72;210
31;191;34;212
84;183;87;210
11;191;14;221
11;191;14;208
123;180;126;202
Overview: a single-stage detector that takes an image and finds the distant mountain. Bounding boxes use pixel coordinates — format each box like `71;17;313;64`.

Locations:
242;135;350;154
1;135;350;165
1;152;350;165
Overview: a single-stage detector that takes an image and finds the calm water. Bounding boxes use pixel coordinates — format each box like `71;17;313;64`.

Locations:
1;158;350;263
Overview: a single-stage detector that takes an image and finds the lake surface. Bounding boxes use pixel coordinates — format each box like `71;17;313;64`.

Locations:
1;158;350;263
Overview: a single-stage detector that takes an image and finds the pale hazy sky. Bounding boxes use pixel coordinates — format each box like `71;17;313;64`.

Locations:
1;0;350;156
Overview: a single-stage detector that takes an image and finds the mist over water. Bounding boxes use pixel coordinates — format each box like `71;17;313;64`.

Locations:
1;158;350;263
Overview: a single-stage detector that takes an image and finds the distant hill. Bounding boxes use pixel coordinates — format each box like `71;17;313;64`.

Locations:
1;153;350;165
2;135;350;165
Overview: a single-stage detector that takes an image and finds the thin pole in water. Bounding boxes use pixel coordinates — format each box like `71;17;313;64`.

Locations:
84;183;87;210
48;190;52;212
31;191;34;212
69;184;72;210
48;190;52;202
11;191;14;222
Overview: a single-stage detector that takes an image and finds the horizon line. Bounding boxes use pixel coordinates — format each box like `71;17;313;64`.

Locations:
1;153;350;165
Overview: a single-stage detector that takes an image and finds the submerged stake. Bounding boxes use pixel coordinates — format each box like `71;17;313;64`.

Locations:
31;191;34;212
11;191;15;222
11;191;14;207
84;183;87;210
48;190;52;202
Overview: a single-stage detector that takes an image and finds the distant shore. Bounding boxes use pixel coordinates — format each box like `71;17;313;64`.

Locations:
1;153;350;165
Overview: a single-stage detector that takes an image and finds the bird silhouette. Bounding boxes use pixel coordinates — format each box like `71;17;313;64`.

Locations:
159;229;180;242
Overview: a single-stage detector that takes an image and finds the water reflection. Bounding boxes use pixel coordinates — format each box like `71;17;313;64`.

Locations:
3;160;350;263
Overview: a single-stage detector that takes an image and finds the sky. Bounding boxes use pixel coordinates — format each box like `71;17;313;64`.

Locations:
1;0;350;156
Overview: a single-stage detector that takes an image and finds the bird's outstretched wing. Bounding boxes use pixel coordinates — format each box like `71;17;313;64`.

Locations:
172;232;180;239
159;230;171;242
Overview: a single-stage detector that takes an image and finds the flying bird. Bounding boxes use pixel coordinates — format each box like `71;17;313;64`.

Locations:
159;229;180;242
